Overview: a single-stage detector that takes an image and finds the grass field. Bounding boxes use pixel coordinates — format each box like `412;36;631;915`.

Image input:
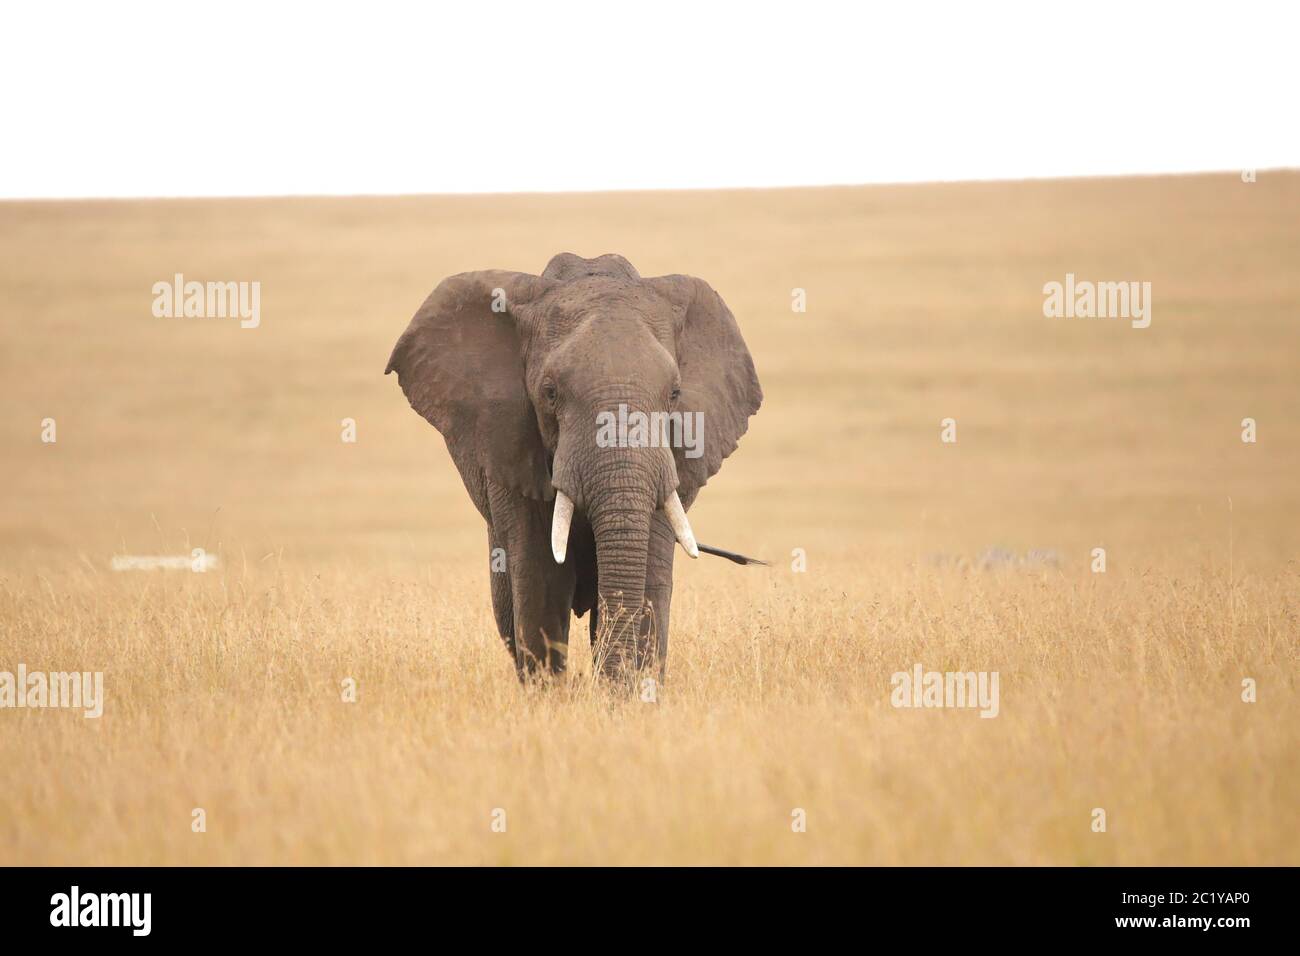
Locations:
1;172;1297;865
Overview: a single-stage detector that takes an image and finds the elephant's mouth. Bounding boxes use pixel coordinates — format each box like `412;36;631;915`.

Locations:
549;488;697;564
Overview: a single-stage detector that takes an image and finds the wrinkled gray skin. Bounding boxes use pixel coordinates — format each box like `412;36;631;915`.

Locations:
386;253;761;684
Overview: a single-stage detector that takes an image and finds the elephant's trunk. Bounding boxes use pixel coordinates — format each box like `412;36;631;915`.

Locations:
551;394;684;682
552;488;697;564
577;436;673;681
590;491;654;680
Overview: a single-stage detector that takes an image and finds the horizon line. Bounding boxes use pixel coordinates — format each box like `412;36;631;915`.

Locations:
1;167;1293;204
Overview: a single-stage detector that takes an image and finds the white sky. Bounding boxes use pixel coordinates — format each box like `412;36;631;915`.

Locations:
2;0;1297;198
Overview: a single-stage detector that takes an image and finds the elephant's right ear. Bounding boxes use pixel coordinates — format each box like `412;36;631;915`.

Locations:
385;270;555;500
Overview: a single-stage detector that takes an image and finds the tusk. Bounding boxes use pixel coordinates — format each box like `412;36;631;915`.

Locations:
551;491;574;563
663;491;699;559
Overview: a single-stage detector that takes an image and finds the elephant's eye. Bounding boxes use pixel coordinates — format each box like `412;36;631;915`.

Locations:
669;385;681;404
542;382;558;405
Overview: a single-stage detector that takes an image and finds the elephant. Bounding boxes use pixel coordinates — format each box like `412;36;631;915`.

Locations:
385;252;762;684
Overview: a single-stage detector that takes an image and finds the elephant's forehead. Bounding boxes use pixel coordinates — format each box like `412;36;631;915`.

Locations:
541;252;641;281
538;279;676;332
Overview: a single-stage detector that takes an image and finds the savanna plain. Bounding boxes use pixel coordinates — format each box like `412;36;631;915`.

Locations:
1;173;1297;865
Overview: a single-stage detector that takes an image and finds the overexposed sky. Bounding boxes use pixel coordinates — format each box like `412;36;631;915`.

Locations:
2;0;1297;198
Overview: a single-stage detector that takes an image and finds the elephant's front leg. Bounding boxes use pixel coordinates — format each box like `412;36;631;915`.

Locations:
488;483;576;680
644;510;677;682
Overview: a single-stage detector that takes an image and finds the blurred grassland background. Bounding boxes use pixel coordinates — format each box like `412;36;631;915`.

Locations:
0;172;1296;864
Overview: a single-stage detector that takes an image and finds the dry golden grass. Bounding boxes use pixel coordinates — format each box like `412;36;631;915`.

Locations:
1;172;1297;864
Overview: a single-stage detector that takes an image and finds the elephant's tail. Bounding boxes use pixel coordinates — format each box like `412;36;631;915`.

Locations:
698;543;770;567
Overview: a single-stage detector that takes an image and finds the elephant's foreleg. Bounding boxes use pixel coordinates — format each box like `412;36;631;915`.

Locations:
488;482;576;680
487;528;516;661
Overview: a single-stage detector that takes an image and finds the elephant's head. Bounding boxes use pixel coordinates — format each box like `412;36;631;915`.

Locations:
385;252;761;676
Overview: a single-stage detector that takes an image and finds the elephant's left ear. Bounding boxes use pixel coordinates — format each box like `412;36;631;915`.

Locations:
647;275;762;503
385;270;556;502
